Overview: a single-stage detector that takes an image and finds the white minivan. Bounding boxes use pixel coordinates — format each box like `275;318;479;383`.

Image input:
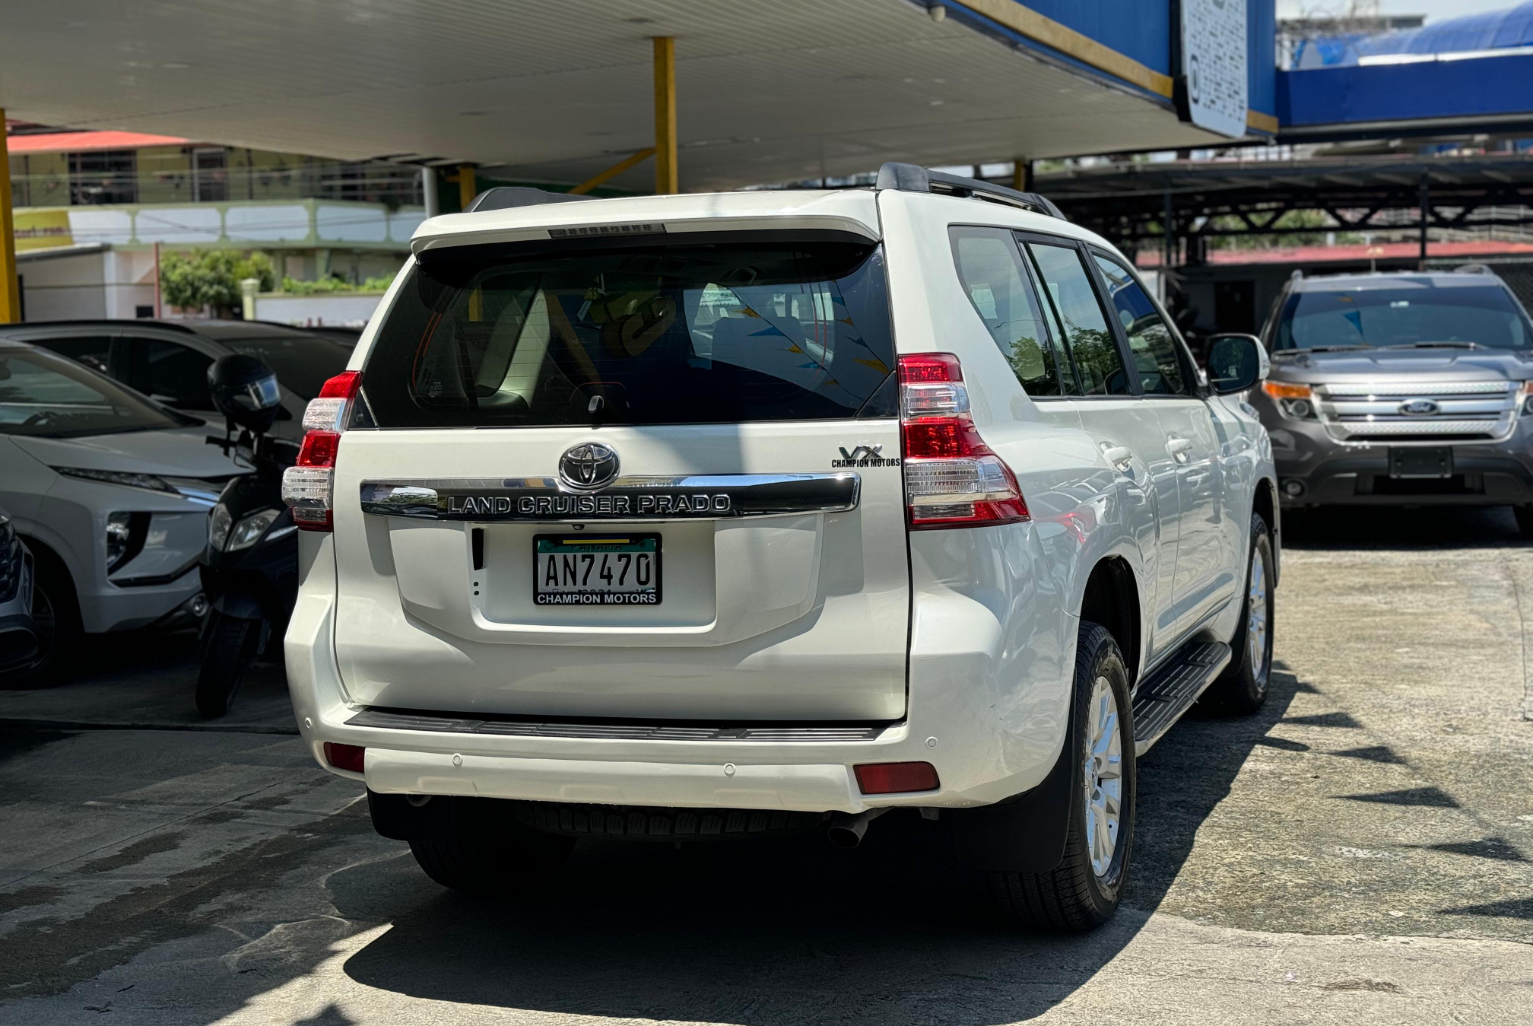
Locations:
285;165;1278;930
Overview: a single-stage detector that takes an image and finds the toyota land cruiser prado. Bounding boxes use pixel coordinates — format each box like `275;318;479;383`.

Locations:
283;164;1279;930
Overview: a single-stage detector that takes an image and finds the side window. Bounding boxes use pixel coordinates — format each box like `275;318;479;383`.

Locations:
949;226;1069;396
1024;241;1130;396
1092;254;1187;396
123;337;214;409
32;335;112;376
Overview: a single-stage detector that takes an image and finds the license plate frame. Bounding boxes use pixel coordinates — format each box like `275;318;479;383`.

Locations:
532;533;662;606
1388;447;1452;479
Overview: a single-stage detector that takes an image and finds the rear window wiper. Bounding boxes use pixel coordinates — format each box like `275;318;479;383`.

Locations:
1382;341;1482;350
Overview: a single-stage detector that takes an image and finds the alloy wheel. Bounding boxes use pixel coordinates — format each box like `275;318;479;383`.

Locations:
1082;675;1123;878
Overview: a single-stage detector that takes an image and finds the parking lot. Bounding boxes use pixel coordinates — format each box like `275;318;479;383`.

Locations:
0;505;1526;1025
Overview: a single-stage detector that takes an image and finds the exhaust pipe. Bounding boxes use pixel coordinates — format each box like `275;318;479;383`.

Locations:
826;808;888;849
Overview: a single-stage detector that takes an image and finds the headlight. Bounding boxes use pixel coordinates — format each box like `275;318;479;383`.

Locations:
106;512;135;572
227;509;280;551
208;504;233;551
1263;381;1316;420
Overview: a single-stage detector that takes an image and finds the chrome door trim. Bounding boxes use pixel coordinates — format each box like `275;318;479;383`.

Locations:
359;473;861;522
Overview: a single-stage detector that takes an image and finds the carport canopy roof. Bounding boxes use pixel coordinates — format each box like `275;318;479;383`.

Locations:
0;0;1232;191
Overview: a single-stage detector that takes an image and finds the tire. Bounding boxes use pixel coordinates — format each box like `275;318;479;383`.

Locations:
4;548;82;688
987;621;1136;932
1514;505;1533;539
1201;513;1274;715
195;612;259;717
408;799;575;894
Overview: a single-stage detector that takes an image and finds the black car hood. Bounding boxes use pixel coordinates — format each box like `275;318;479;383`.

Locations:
1269;347;1533;384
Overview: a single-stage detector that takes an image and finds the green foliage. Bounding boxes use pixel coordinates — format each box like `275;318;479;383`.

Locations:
159;250;276;314
278;274;396;295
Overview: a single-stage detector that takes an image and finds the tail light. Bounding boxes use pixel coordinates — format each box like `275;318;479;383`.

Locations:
898;353;1028;529
281;371;362;532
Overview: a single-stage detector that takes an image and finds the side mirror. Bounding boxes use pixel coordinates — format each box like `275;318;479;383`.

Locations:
1204;333;1269;396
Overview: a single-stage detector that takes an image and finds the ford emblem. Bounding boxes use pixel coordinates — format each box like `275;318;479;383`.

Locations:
559;443;620;490
1398;399;1439;416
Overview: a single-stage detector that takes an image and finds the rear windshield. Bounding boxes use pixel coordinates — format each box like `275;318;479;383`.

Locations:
360;234;893;427
0;348;184;438
221;335;353;399
1275;283;1533;350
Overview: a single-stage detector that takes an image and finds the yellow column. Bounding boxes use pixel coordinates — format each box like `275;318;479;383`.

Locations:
0;110;19;323
652;37;678;194
457;164;477;209
1011;158;1031;193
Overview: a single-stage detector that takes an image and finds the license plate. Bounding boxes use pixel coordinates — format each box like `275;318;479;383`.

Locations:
533;534;661;606
1389;447;1452;479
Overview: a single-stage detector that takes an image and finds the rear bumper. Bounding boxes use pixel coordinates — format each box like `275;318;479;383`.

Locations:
286;531;1071;815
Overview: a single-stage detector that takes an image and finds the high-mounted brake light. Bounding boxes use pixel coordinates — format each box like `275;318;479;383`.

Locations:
281;371;362;532
898;353;1029;529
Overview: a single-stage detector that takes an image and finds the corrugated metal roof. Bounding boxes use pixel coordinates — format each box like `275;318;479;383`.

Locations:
0;0;1230;190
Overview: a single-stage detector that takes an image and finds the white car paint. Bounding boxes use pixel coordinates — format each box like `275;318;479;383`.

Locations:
0;342;245;636
286;186;1276;815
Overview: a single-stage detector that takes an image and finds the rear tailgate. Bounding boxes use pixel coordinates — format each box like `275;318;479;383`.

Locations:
330;226;909;722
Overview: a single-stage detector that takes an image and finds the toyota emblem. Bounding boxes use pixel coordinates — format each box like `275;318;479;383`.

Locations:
559;443;620;490
1398;399;1439;416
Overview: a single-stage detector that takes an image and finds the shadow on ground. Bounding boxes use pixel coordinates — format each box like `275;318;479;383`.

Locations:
0;627;293;731
1282;504;1526;551
326;670;1302;1025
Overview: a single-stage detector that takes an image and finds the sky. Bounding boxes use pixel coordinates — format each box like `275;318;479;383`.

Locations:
1276;0;1518;23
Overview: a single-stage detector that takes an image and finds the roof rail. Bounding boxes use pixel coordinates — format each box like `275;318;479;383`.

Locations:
1455;262;1493;274
874;162;1064;219
464;187;595;213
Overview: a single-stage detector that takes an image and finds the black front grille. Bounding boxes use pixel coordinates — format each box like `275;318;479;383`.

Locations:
1371;474;1478;496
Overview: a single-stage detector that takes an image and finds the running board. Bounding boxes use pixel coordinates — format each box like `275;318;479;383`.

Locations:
1131;641;1232;756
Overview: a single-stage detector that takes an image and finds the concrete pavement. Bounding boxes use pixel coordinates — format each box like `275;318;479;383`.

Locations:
0;505;1529;1024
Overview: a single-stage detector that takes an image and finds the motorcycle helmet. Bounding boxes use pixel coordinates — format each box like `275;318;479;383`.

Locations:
207;353;282;434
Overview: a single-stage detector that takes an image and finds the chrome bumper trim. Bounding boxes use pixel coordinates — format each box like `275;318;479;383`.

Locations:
346;707;889;742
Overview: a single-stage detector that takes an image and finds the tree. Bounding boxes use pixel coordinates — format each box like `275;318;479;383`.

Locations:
159;250;276;316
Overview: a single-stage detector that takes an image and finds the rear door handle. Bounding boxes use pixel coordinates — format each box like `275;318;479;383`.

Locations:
1101;445;1133;470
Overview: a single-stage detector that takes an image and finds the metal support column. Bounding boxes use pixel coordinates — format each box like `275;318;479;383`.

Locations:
1162;188;1175;275
653;36;678;194
1418;173;1430;270
0;110;19;324
1011;159;1032;192
457;164;477;210
422;166;439;218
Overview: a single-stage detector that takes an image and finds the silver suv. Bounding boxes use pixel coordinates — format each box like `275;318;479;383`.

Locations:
1248;268;1533;533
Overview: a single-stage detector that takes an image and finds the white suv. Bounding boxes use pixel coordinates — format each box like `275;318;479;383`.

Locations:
284;165;1279;930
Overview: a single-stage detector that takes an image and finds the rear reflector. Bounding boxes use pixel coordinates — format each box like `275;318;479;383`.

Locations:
854;761;940;795
323;742;366;774
282;371;361;532
898;353;1028;529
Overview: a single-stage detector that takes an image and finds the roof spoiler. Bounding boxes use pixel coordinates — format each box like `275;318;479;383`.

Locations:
1455;262;1493;274
874;161;1064;219
464;187;595;212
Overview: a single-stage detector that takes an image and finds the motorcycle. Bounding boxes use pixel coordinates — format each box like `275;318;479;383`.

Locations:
196;354;299;718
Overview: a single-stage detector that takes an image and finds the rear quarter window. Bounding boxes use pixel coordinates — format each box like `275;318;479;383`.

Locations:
359;233;894;427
